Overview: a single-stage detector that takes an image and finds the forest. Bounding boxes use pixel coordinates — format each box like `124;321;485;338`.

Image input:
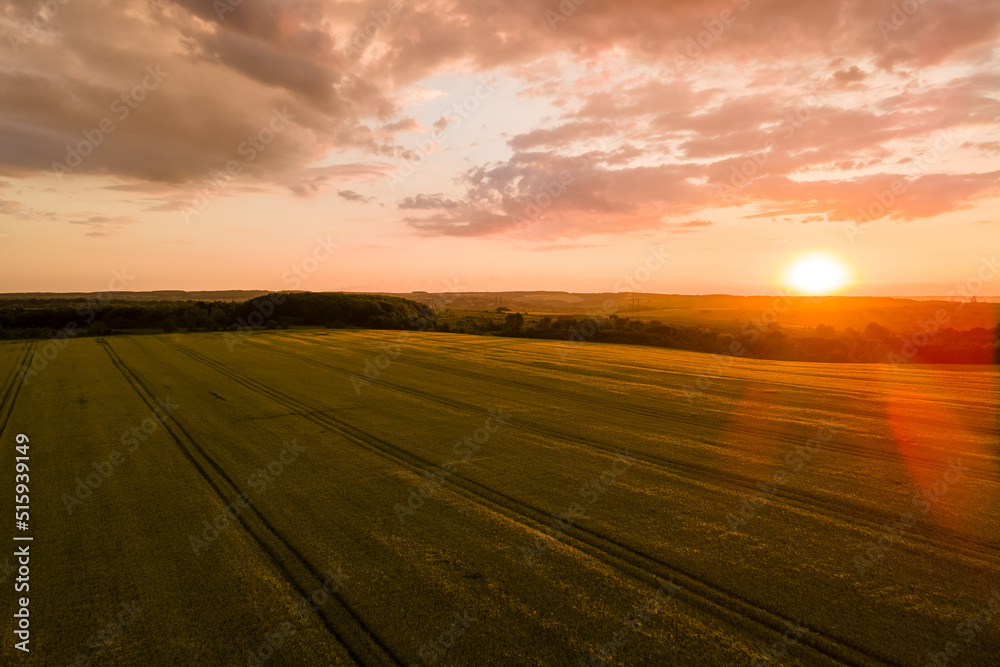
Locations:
0;292;996;364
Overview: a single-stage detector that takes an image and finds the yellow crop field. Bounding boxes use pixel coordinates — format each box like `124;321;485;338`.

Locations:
0;331;996;665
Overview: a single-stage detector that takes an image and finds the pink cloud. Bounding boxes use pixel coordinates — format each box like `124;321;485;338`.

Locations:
0;0;997;241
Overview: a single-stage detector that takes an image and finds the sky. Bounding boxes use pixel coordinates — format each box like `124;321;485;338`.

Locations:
0;0;998;296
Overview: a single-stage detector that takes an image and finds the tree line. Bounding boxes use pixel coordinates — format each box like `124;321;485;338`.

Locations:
1;293;996;364
448;312;1000;365
0;292;433;339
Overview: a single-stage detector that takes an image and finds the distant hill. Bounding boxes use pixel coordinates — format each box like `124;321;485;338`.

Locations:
0;290;274;303
379;291;999;334
1;289;995;337
0;290;993;363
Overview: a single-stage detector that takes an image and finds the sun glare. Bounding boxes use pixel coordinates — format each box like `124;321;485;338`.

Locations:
783;253;851;295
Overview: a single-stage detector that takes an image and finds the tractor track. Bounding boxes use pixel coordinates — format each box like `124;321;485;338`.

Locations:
162;337;902;667
349;345;998;484
240;337;1000;570
281;331;996;439
0;342;36;437
97;339;401;667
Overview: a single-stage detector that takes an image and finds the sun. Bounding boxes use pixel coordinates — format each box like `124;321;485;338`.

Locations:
782;253;852;295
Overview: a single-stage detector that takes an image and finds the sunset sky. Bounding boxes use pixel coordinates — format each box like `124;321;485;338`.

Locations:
1;0;998;296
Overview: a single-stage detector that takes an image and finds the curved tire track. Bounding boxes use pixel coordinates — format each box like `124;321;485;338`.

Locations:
244;338;1000;570
97;339;400;667
350;345;997;484
163;337;900;667
0;342;36;437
